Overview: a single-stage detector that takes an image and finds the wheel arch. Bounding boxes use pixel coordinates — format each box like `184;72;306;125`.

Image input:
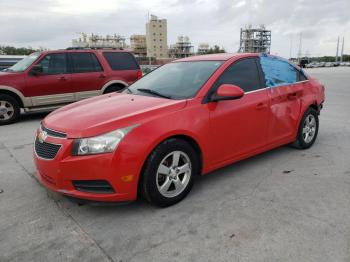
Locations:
309;103;319;114
0;86;26;108
137;133;204;196
101;80;128;94
294;101;320;138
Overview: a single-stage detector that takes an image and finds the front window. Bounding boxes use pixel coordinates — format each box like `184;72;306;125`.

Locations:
127;61;223;99
38;53;67;75
6;52;40;72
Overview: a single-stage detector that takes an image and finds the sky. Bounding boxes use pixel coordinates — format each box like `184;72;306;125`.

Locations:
0;0;349;58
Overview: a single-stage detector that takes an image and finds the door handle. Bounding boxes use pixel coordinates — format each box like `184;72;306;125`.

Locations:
99;73;106;78
287;93;297;100
256;102;267;110
57;76;67;81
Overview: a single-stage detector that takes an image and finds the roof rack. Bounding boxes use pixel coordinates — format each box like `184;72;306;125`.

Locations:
66;47;125;50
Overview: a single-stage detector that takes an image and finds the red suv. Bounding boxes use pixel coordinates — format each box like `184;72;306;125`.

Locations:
33;53;325;207
0;49;142;125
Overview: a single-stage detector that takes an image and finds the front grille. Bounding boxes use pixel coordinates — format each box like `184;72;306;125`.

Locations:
35;138;61;160
41;124;66;138
72;180;115;194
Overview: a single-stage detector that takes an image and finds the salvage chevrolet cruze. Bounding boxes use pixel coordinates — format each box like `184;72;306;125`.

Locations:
33;53;325;207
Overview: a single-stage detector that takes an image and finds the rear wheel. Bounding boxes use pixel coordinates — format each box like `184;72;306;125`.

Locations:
0;94;20;125
292;108;319;149
103;84;125;94
141;138;199;207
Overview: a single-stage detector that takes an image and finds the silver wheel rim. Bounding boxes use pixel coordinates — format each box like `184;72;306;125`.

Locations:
302;114;316;143
156;151;192;198
0;100;14;121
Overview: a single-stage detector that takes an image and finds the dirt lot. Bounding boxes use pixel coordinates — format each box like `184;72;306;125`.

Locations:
0;67;349;262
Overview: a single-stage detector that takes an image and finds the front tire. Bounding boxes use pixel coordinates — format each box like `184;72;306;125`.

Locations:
0;94;20;125
141;138;199;207
292;107;319;149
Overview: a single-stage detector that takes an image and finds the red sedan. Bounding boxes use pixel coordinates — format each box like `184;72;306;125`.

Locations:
33;53;325;207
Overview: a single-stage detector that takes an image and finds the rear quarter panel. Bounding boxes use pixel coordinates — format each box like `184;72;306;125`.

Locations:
97;52;139;86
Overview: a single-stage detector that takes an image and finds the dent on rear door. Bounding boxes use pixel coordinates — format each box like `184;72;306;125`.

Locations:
260;55;302;143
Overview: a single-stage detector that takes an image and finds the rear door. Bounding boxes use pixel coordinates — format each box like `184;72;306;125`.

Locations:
259;55;303;143
26;53;74;106
69;52;105;100
207;58;270;165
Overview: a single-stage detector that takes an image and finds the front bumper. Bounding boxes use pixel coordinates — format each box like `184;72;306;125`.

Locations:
33;130;142;202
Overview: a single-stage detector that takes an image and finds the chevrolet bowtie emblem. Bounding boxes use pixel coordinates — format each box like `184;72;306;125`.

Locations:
38;130;48;143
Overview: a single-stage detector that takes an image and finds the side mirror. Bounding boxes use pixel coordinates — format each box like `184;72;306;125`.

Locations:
211;84;244;102
30;65;43;76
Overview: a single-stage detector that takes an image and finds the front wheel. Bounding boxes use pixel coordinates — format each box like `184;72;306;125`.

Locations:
0;94;20;125
141;138;199;207
292;108;319;149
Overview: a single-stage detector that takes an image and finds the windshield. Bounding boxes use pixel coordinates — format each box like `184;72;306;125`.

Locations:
6;52;41;72
127;61;224;99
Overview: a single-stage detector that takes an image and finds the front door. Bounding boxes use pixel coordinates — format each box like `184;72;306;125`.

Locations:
208;58;270;166
25;53;73;106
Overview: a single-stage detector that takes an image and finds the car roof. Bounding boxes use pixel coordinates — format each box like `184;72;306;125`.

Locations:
39;49;133;55
175;53;259;62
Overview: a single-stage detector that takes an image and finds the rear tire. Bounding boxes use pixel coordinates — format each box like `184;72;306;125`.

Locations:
141;138;199;207
291;107;319;149
0;94;20;125
103;84;125;94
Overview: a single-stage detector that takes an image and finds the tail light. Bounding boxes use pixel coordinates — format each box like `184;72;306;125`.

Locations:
136;70;143;80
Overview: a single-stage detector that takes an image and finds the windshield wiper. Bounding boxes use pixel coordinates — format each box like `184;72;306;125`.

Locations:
137;88;172;99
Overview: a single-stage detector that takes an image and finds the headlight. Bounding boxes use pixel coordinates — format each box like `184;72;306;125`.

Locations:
72;125;137;156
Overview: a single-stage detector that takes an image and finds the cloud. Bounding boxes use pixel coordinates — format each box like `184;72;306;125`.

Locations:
0;0;349;57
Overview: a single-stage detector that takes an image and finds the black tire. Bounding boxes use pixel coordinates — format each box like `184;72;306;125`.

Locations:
0;94;20;125
292;107;319;149
103;84;125;94
141;138;199;207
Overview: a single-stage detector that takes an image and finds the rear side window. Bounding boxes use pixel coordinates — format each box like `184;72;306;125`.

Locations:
70;53;102;73
213;58;262;93
103;52;139;70
260;55;298;87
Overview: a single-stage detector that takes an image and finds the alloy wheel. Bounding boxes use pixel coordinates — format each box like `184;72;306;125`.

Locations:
156;151;192;198
302;114;317;143
0;100;14;121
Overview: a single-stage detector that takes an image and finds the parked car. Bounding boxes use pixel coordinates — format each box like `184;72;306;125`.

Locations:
34;53;325;207
0;55;26;70
0;48;142;125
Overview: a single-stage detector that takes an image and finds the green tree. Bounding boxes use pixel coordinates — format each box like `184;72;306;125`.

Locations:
0;45;46;55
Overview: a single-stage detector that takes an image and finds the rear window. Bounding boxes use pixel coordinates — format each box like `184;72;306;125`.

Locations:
70;53;102;73
103;52;139;70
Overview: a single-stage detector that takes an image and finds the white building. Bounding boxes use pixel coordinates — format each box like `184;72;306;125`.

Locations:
146;15;168;58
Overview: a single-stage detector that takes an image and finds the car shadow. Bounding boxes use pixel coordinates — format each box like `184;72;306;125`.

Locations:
20;112;50;122
63;144;296;214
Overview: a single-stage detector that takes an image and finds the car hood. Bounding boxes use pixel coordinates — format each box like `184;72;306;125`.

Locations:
43;93;187;138
0;71;24;85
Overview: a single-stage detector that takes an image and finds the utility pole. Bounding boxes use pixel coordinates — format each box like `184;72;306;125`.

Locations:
297;32;302;63
289;36;293;59
335;36;340;62
340;37;344;63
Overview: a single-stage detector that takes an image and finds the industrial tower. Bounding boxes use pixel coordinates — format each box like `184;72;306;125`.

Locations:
239;25;271;53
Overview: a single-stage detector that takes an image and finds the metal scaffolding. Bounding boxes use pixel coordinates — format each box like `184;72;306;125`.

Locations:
168;36;194;58
239;25;271;53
